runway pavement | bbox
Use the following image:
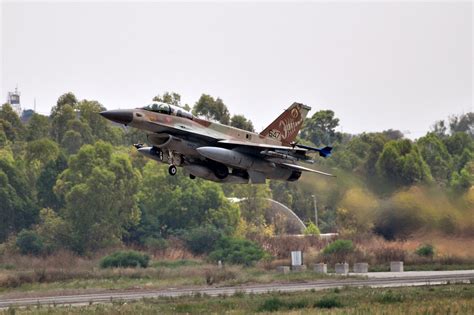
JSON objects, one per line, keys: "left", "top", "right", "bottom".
{"left": 1, "top": 270, "right": 473, "bottom": 309}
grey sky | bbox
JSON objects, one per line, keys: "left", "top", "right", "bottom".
{"left": 1, "top": 1, "right": 472, "bottom": 139}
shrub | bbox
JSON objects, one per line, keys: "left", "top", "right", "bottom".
{"left": 304, "top": 222, "right": 320, "bottom": 236}
{"left": 209, "top": 237, "right": 267, "bottom": 266}
{"left": 204, "top": 268, "right": 237, "bottom": 285}
{"left": 322, "top": 239, "right": 354, "bottom": 255}
{"left": 144, "top": 237, "right": 169, "bottom": 252}
{"left": 100, "top": 250, "right": 150, "bottom": 268}
{"left": 181, "top": 225, "right": 223, "bottom": 255}
{"left": 259, "top": 297, "right": 285, "bottom": 312}
{"left": 415, "top": 244, "right": 435, "bottom": 258}
{"left": 314, "top": 296, "right": 342, "bottom": 309}
{"left": 16, "top": 230, "right": 44, "bottom": 256}
{"left": 321, "top": 239, "right": 355, "bottom": 263}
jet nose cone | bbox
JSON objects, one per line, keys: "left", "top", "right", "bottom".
{"left": 100, "top": 110, "right": 133, "bottom": 125}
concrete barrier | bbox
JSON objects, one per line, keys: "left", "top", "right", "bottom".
{"left": 276, "top": 266, "right": 290, "bottom": 274}
{"left": 292, "top": 265, "right": 307, "bottom": 272}
{"left": 390, "top": 261, "right": 404, "bottom": 272}
{"left": 353, "top": 263, "right": 368, "bottom": 273}
{"left": 313, "top": 263, "right": 327, "bottom": 274}
{"left": 335, "top": 263, "right": 349, "bottom": 274}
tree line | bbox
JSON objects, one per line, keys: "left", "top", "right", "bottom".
{"left": 0, "top": 91, "right": 472, "bottom": 255}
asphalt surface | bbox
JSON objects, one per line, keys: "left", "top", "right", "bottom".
{"left": 1, "top": 270, "right": 473, "bottom": 309}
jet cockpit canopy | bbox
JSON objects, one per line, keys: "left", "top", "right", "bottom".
{"left": 142, "top": 102, "right": 194, "bottom": 120}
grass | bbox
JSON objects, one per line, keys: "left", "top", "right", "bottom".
{"left": 150, "top": 259, "right": 203, "bottom": 268}
{"left": 3, "top": 284, "right": 472, "bottom": 314}
{"left": 0, "top": 263, "right": 340, "bottom": 296}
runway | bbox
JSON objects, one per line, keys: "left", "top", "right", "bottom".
{"left": 1, "top": 270, "right": 473, "bottom": 309}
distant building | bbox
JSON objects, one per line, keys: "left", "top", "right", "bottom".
{"left": 7, "top": 87, "right": 22, "bottom": 115}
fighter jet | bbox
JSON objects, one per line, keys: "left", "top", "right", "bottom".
{"left": 100, "top": 102, "right": 334, "bottom": 184}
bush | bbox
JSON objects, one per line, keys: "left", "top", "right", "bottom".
{"left": 100, "top": 250, "right": 150, "bottom": 268}
{"left": 322, "top": 239, "right": 354, "bottom": 255}
{"left": 415, "top": 244, "right": 435, "bottom": 258}
{"left": 321, "top": 239, "right": 354, "bottom": 263}
{"left": 304, "top": 222, "right": 320, "bottom": 236}
{"left": 209, "top": 237, "right": 267, "bottom": 266}
{"left": 314, "top": 296, "right": 342, "bottom": 309}
{"left": 204, "top": 268, "right": 237, "bottom": 285}
{"left": 144, "top": 237, "right": 169, "bottom": 252}
{"left": 16, "top": 230, "right": 44, "bottom": 256}
{"left": 181, "top": 225, "right": 223, "bottom": 255}
{"left": 258, "top": 297, "right": 309, "bottom": 312}
{"left": 259, "top": 297, "right": 285, "bottom": 312}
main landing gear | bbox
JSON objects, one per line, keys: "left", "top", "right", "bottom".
{"left": 168, "top": 164, "right": 177, "bottom": 176}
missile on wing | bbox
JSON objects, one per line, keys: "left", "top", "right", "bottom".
{"left": 197, "top": 147, "right": 275, "bottom": 173}
{"left": 260, "top": 150, "right": 297, "bottom": 161}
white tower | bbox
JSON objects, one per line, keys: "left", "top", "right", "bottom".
{"left": 7, "top": 86, "right": 21, "bottom": 115}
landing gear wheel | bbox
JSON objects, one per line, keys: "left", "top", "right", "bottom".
{"left": 168, "top": 165, "right": 177, "bottom": 176}
{"left": 214, "top": 164, "right": 229, "bottom": 180}
{"left": 189, "top": 174, "right": 196, "bottom": 180}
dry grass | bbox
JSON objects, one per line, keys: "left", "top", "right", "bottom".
{"left": 252, "top": 235, "right": 331, "bottom": 258}
{"left": 0, "top": 233, "right": 473, "bottom": 294}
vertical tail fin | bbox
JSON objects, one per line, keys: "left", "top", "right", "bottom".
{"left": 260, "top": 102, "right": 311, "bottom": 145}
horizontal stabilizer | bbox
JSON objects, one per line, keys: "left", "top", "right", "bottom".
{"left": 295, "top": 144, "right": 332, "bottom": 158}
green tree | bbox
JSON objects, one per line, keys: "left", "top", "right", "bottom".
{"left": 0, "top": 127, "right": 6, "bottom": 146}
{"left": 77, "top": 100, "right": 122, "bottom": 144}
{"left": 25, "top": 113, "right": 51, "bottom": 141}
{"left": 417, "top": 133, "right": 453, "bottom": 183}
{"left": 54, "top": 141, "right": 141, "bottom": 253}
{"left": 61, "top": 130, "right": 83, "bottom": 155}
{"left": 35, "top": 208, "right": 70, "bottom": 252}
{"left": 25, "top": 139, "right": 60, "bottom": 182}
{"left": 208, "top": 237, "right": 267, "bottom": 266}
{"left": 443, "top": 132, "right": 473, "bottom": 157}
{"left": 450, "top": 163, "right": 473, "bottom": 192}
{"left": 230, "top": 114, "right": 255, "bottom": 132}
{"left": 55, "top": 92, "right": 78, "bottom": 109}
{"left": 16, "top": 229, "right": 44, "bottom": 255}
{"left": 231, "top": 184, "right": 271, "bottom": 226}
{"left": 448, "top": 112, "right": 473, "bottom": 137}
{"left": 300, "top": 110, "right": 341, "bottom": 146}
{"left": 37, "top": 154, "right": 67, "bottom": 210}
{"left": 304, "top": 221, "right": 320, "bottom": 236}
{"left": 51, "top": 104, "right": 76, "bottom": 143}
{"left": 0, "top": 103, "right": 24, "bottom": 141}
{"left": 136, "top": 161, "right": 239, "bottom": 238}
{"left": 376, "top": 139, "right": 432, "bottom": 186}
{"left": 26, "top": 138, "right": 60, "bottom": 168}
{"left": 0, "top": 150, "right": 38, "bottom": 241}
{"left": 193, "top": 94, "right": 230, "bottom": 124}
{"left": 153, "top": 92, "right": 182, "bottom": 106}
{"left": 432, "top": 120, "right": 448, "bottom": 137}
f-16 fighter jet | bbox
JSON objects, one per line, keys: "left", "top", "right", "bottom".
{"left": 100, "top": 102, "right": 334, "bottom": 184}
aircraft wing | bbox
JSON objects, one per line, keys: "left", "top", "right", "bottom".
{"left": 279, "top": 163, "right": 336, "bottom": 177}
{"left": 218, "top": 139, "right": 307, "bottom": 153}
{"left": 149, "top": 123, "right": 222, "bottom": 143}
